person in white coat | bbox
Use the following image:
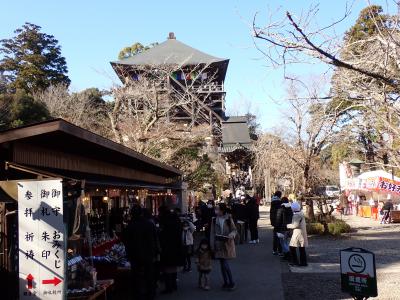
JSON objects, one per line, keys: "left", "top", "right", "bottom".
{"left": 287, "top": 202, "right": 308, "bottom": 266}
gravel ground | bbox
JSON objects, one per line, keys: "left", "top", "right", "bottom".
{"left": 282, "top": 213, "right": 400, "bottom": 300}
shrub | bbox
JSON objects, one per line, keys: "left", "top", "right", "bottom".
{"left": 307, "top": 223, "right": 325, "bottom": 235}
{"left": 328, "top": 220, "right": 351, "bottom": 236}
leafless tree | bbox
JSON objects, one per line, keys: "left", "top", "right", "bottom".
{"left": 34, "top": 84, "right": 110, "bottom": 136}
{"left": 108, "top": 62, "right": 221, "bottom": 162}
{"left": 253, "top": 2, "right": 400, "bottom": 168}
{"left": 255, "top": 77, "right": 353, "bottom": 218}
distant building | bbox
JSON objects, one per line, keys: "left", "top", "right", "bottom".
{"left": 111, "top": 33, "right": 253, "bottom": 194}
{"left": 218, "top": 117, "right": 253, "bottom": 193}
{"left": 111, "top": 32, "right": 228, "bottom": 136}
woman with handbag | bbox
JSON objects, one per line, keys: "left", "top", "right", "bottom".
{"left": 210, "top": 203, "right": 237, "bottom": 290}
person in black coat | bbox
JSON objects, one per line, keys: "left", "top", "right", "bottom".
{"left": 158, "top": 207, "right": 184, "bottom": 294}
{"left": 275, "top": 197, "right": 293, "bottom": 260}
{"left": 270, "top": 191, "right": 283, "bottom": 255}
{"left": 246, "top": 195, "right": 260, "bottom": 243}
{"left": 203, "top": 200, "right": 215, "bottom": 240}
{"left": 123, "top": 205, "right": 158, "bottom": 300}
{"left": 231, "top": 197, "right": 249, "bottom": 243}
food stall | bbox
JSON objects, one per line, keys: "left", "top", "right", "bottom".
{"left": 344, "top": 169, "right": 400, "bottom": 222}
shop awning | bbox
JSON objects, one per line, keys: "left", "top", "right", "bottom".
{"left": 85, "top": 179, "right": 182, "bottom": 191}
{"left": 4, "top": 162, "right": 181, "bottom": 191}
{"left": 345, "top": 170, "right": 400, "bottom": 195}
{"left": 0, "top": 119, "right": 182, "bottom": 187}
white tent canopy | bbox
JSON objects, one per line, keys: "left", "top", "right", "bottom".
{"left": 358, "top": 170, "right": 400, "bottom": 181}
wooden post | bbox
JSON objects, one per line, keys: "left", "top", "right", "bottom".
{"left": 265, "top": 167, "right": 271, "bottom": 203}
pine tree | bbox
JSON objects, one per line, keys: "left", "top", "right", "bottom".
{"left": 0, "top": 23, "right": 70, "bottom": 93}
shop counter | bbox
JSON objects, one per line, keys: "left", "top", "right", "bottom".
{"left": 68, "top": 279, "right": 114, "bottom": 300}
{"left": 92, "top": 239, "right": 119, "bottom": 256}
{"left": 358, "top": 206, "right": 372, "bottom": 218}
{"left": 391, "top": 210, "right": 400, "bottom": 223}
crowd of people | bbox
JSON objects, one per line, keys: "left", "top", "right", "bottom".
{"left": 122, "top": 200, "right": 242, "bottom": 300}
{"left": 122, "top": 191, "right": 308, "bottom": 299}
{"left": 336, "top": 193, "right": 397, "bottom": 224}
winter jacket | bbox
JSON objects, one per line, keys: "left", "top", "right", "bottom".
{"left": 383, "top": 201, "right": 394, "bottom": 211}
{"left": 270, "top": 197, "right": 282, "bottom": 227}
{"left": 182, "top": 221, "right": 196, "bottom": 246}
{"left": 197, "top": 248, "right": 212, "bottom": 272}
{"left": 123, "top": 216, "right": 158, "bottom": 265}
{"left": 210, "top": 214, "right": 237, "bottom": 259}
{"left": 246, "top": 198, "right": 260, "bottom": 220}
{"left": 159, "top": 213, "right": 184, "bottom": 267}
{"left": 275, "top": 204, "right": 293, "bottom": 233}
{"left": 232, "top": 203, "right": 248, "bottom": 222}
{"left": 287, "top": 211, "right": 308, "bottom": 247}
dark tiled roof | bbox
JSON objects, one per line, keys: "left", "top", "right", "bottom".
{"left": 218, "top": 144, "right": 252, "bottom": 153}
{"left": 223, "top": 116, "right": 248, "bottom": 123}
{"left": 112, "top": 38, "right": 228, "bottom": 66}
{"left": 222, "top": 116, "right": 252, "bottom": 146}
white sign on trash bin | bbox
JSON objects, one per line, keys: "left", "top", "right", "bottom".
{"left": 18, "top": 179, "right": 65, "bottom": 299}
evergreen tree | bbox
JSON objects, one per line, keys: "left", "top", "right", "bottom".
{"left": 328, "top": 5, "right": 397, "bottom": 163}
{"left": 0, "top": 23, "right": 70, "bottom": 93}
{"left": 0, "top": 89, "right": 50, "bottom": 129}
{"left": 118, "top": 42, "right": 158, "bottom": 60}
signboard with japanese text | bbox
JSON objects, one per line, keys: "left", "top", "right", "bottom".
{"left": 18, "top": 179, "right": 65, "bottom": 299}
{"left": 340, "top": 248, "right": 377, "bottom": 298}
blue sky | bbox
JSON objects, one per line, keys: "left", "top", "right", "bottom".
{"left": 0, "top": 0, "right": 394, "bottom": 129}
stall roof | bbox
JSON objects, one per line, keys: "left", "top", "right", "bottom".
{"left": 358, "top": 170, "right": 400, "bottom": 181}
{"left": 0, "top": 119, "right": 182, "bottom": 177}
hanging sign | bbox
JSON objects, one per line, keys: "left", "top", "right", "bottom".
{"left": 377, "top": 177, "right": 400, "bottom": 194}
{"left": 18, "top": 179, "right": 65, "bottom": 299}
{"left": 340, "top": 247, "right": 377, "bottom": 298}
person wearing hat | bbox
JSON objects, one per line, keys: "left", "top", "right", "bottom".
{"left": 287, "top": 202, "right": 308, "bottom": 266}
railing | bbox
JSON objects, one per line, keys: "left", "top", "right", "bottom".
{"left": 191, "top": 83, "right": 224, "bottom": 93}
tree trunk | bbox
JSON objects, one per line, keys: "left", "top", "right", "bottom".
{"left": 108, "top": 112, "right": 122, "bottom": 144}
{"left": 303, "top": 163, "right": 315, "bottom": 220}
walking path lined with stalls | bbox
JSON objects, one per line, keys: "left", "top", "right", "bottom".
{"left": 163, "top": 206, "right": 284, "bottom": 300}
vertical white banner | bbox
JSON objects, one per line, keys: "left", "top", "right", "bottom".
{"left": 18, "top": 179, "right": 64, "bottom": 300}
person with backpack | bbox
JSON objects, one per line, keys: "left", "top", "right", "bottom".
{"left": 270, "top": 191, "right": 283, "bottom": 255}
{"left": 287, "top": 202, "right": 308, "bottom": 266}
{"left": 275, "top": 197, "right": 293, "bottom": 260}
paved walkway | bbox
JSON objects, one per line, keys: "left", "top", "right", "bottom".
{"left": 283, "top": 211, "right": 400, "bottom": 299}
{"left": 161, "top": 206, "right": 284, "bottom": 300}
